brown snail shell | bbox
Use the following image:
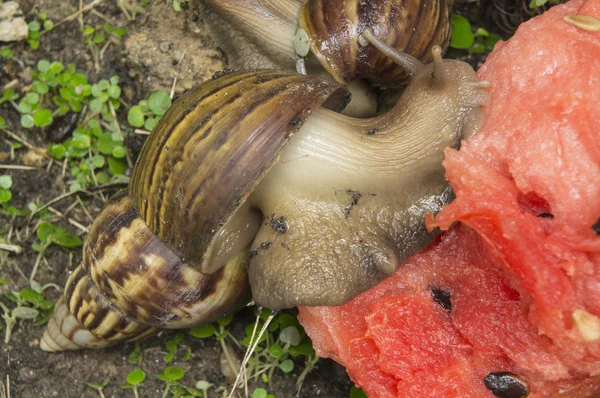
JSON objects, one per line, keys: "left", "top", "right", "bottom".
{"left": 299, "top": 0, "right": 452, "bottom": 86}
{"left": 202, "top": 0, "right": 452, "bottom": 87}
{"left": 41, "top": 70, "right": 340, "bottom": 350}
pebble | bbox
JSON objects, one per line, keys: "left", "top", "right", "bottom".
{"left": 0, "top": 2, "right": 28, "bottom": 42}
{"left": 159, "top": 40, "right": 172, "bottom": 53}
{"left": 19, "top": 367, "right": 37, "bottom": 381}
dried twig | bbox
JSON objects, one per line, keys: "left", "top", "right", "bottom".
{"left": 0, "top": 244, "right": 22, "bottom": 254}
{"left": 0, "top": 165, "right": 37, "bottom": 170}
{"left": 51, "top": 0, "right": 105, "bottom": 30}
{"left": 32, "top": 182, "right": 127, "bottom": 215}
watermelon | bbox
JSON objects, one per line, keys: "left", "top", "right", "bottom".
{"left": 298, "top": 0, "right": 600, "bottom": 396}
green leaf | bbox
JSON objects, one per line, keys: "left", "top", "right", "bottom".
{"left": 18, "top": 101, "right": 32, "bottom": 114}
{"left": 279, "top": 359, "right": 294, "bottom": 373}
{"left": 89, "top": 98, "right": 103, "bottom": 113}
{"left": 93, "top": 33, "right": 106, "bottom": 44}
{"left": 32, "top": 81, "right": 49, "bottom": 94}
{"left": 97, "top": 133, "right": 115, "bottom": 154}
{"left": 50, "top": 62, "right": 64, "bottom": 74}
{"left": 20, "top": 114, "right": 34, "bottom": 128}
{"left": 112, "top": 146, "right": 126, "bottom": 158}
{"left": 96, "top": 172, "right": 110, "bottom": 184}
{"left": 127, "top": 341, "right": 142, "bottom": 365}
{"left": 269, "top": 344, "right": 283, "bottom": 358}
{"left": 37, "top": 223, "right": 55, "bottom": 243}
{"left": 144, "top": 117, "right": 158, "bottom": 132}
{"left": 52, "top": 228, "right": 83, "bottom": 247}
{"left": 148, "top": 91, "right": 171, "bottom": 116}
{"left": 127, "top": 106, "right": 145, "bottom": 127}
{"left": 189, "top": 324, "right": 216, "bottom": 338}
{"left": 12, "top": 307, "right": 39, "bottom": 320}
{"left": 280, "top": 326, "right": 301, "bottom": 346}
{"left": 28, "top": 21, "right": 41, "bottom": 32}
{"left": 217, "top": 312, "right": 234, "bottom": 327}
{"left": 450, "top": 14, "right": 474, "bottom": 50}
{"left": 43, "top": 20, "right": 54, "bottom": 31}
{"left": 23, "top": 92, "right": 39, "bottom": 105}
{"left": 162, "top": 366, "right": 184, "bottom": 381}
{"left": 48, "top": 144, "right": 67, "bottom": 159}
{"left": 37, "top": 59, "right": 51, "bottom": 72}
{"left": 108, "top": 85, "right": 121, "bottom": 99}
{"left": 108, "top": 156, "right": 127, "bottom": 175}
{"left": 87, "top": 378, "right": 111, "bottom": 389}
{"left": 33, "top": 109, "right": 53, "bottom": 127}
{"left": 126, "top": 369, "right": 146, "bottom": 385}
{"left": 71, "top": 134, "right": 91, "bottom": 149}
{"left": 0, "top": 48, "right": 13, "bottom": 59}
{"left": 349, "top": 386, "right": 368, "bottom": 398}
{"left": 20, "top": 288, "right": 45, "bottom": 305}
{"left": 0, "top": 175, "right": 13, "bottom": 189}
{"left": 252, "top": 388, "right": 268, "bottom": 398}
{"left": 0, "top": 189, "right": 12, "bottom": 204}
{"left": 92, "top": 155, "right": 105, "bottom": 168}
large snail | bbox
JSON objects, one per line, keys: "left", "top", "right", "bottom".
{"left": 40, "top": 10, "right": 490, "bottom": 350}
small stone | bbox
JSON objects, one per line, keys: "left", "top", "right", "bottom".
{"left": 21, "top": 149, "right": 47, "bottom": 167}
{"left": 0, "top": 2, "right": 21, "bottom": 19}
{"left": 0, "top": 17, "right": 28, "bottom": 42}
{"left": 19, "top": 367, "right": 37, "bottom": 381}
{"left": 159, "top": 41, "right": 172, "bottom": 53}
{"left": 572, "top": 308, "right": 600, "bottom": 342}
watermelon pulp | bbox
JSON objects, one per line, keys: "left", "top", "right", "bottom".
{"left": 298, "top": 0, "right": 600, "bottom": 396}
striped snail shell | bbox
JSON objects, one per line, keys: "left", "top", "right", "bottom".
{"left": 41, "top": 71, "right": 340, "bottom": 350}
{"left": 42, "top": 36, "right": 490, "bottom": 351}
{"left": 299, "top": 0, "right": 452, "bottom": 86}
{"left": 202, "top": 0, "right": 452, "bottom": 87}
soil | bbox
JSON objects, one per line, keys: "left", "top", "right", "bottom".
{"left": 0, "top": 0, "right": 555, "bottom": 397}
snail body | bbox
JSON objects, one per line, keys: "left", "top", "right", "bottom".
{"left": 42, "top": 35, "right": 489, "bottom": 351}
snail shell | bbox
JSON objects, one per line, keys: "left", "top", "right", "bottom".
{"left": 202, "top": 0, "right": 452, "bottom": 87}
{"left": 299, "top": 0, "right": 452, "bottom": 86}
{"left": 41, "top": 70, "right": 340, "bottom": 350}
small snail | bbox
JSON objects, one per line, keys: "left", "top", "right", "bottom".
{"left": 41, "top": 30, "right": 490, "bottom": 351}
{"left": 201, "top": 0, "right": 453, "bottom": 117}
{"left": 201, "top": 0, "right": 452, "bottom": 86}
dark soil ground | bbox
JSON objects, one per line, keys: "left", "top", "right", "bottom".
{"left": 0, "top": 0, "right": 553, "bottom": 397}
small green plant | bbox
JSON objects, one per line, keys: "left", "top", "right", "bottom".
{"left": 164, "top": 332, "right": 191, "bottom": 363}
{"left": 7, "top": 59, "right": 130, "bottom": 190}
{"left": 0, "top": 175, "right": 13, "bottom": 205}
{"left": 157, "top": 366, "right": 204, "bottom": 398}
{"left": 27, "top": 13, "right": 54, "bottom": 49}
{"left": 120, "top": 369, "right": 146, "bottom": 398}
{"left": 529, "top": 0, "right": 562, "bottom": 8}
{"left": 29, "top": 222, "right": 82, "bottom": 283}
{"left": 83, "top": 23, "right": 127, "bottom": 72}
{"left": 127, "top": 91, "right": 172, "bottom": 131}
{"left": 87, "top": 378, "right": 111, "bottom": 398}
{"left": 450, "top": 14, "right": 502, "bottom": 53}
{"left": 252, "top": 387, "right": 275, "bottom": 398}
{"left": 1, "top": 285, "right": 54, "bottom": 343}
{"left": 0, "top": 48, "right": 13, "bottom": 59}
{"left": 350, "top": 386, "right": 368, "bottom": 398}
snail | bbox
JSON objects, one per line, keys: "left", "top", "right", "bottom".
{"left": 201, "top": 0, "right": 453, "bottom": 117}
{"left": 40, "top": 29, "right": 490, "bottom": 351}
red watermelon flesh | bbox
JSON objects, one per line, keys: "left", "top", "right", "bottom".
{"left": 298, "top": 0, "right": 600, "bottom": 396}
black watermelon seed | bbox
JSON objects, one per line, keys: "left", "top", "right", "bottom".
{"left": 592, "top": 218, "right": 600, "bottom": 235}
{"left": 484, "top": 372, "right": 530, "bottom": 398}
{"left": 537, "top": 212, "right": 554, "bottom": 219}
{"left": 430, "top": 286, "right": 452, "bottom": 313}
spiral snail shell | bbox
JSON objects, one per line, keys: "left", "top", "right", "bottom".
{"left": 42, "top": 31, "right": 490, "bottom": 351}
{"left": 202, "top": 0, "right": 452, "bottom": 87}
